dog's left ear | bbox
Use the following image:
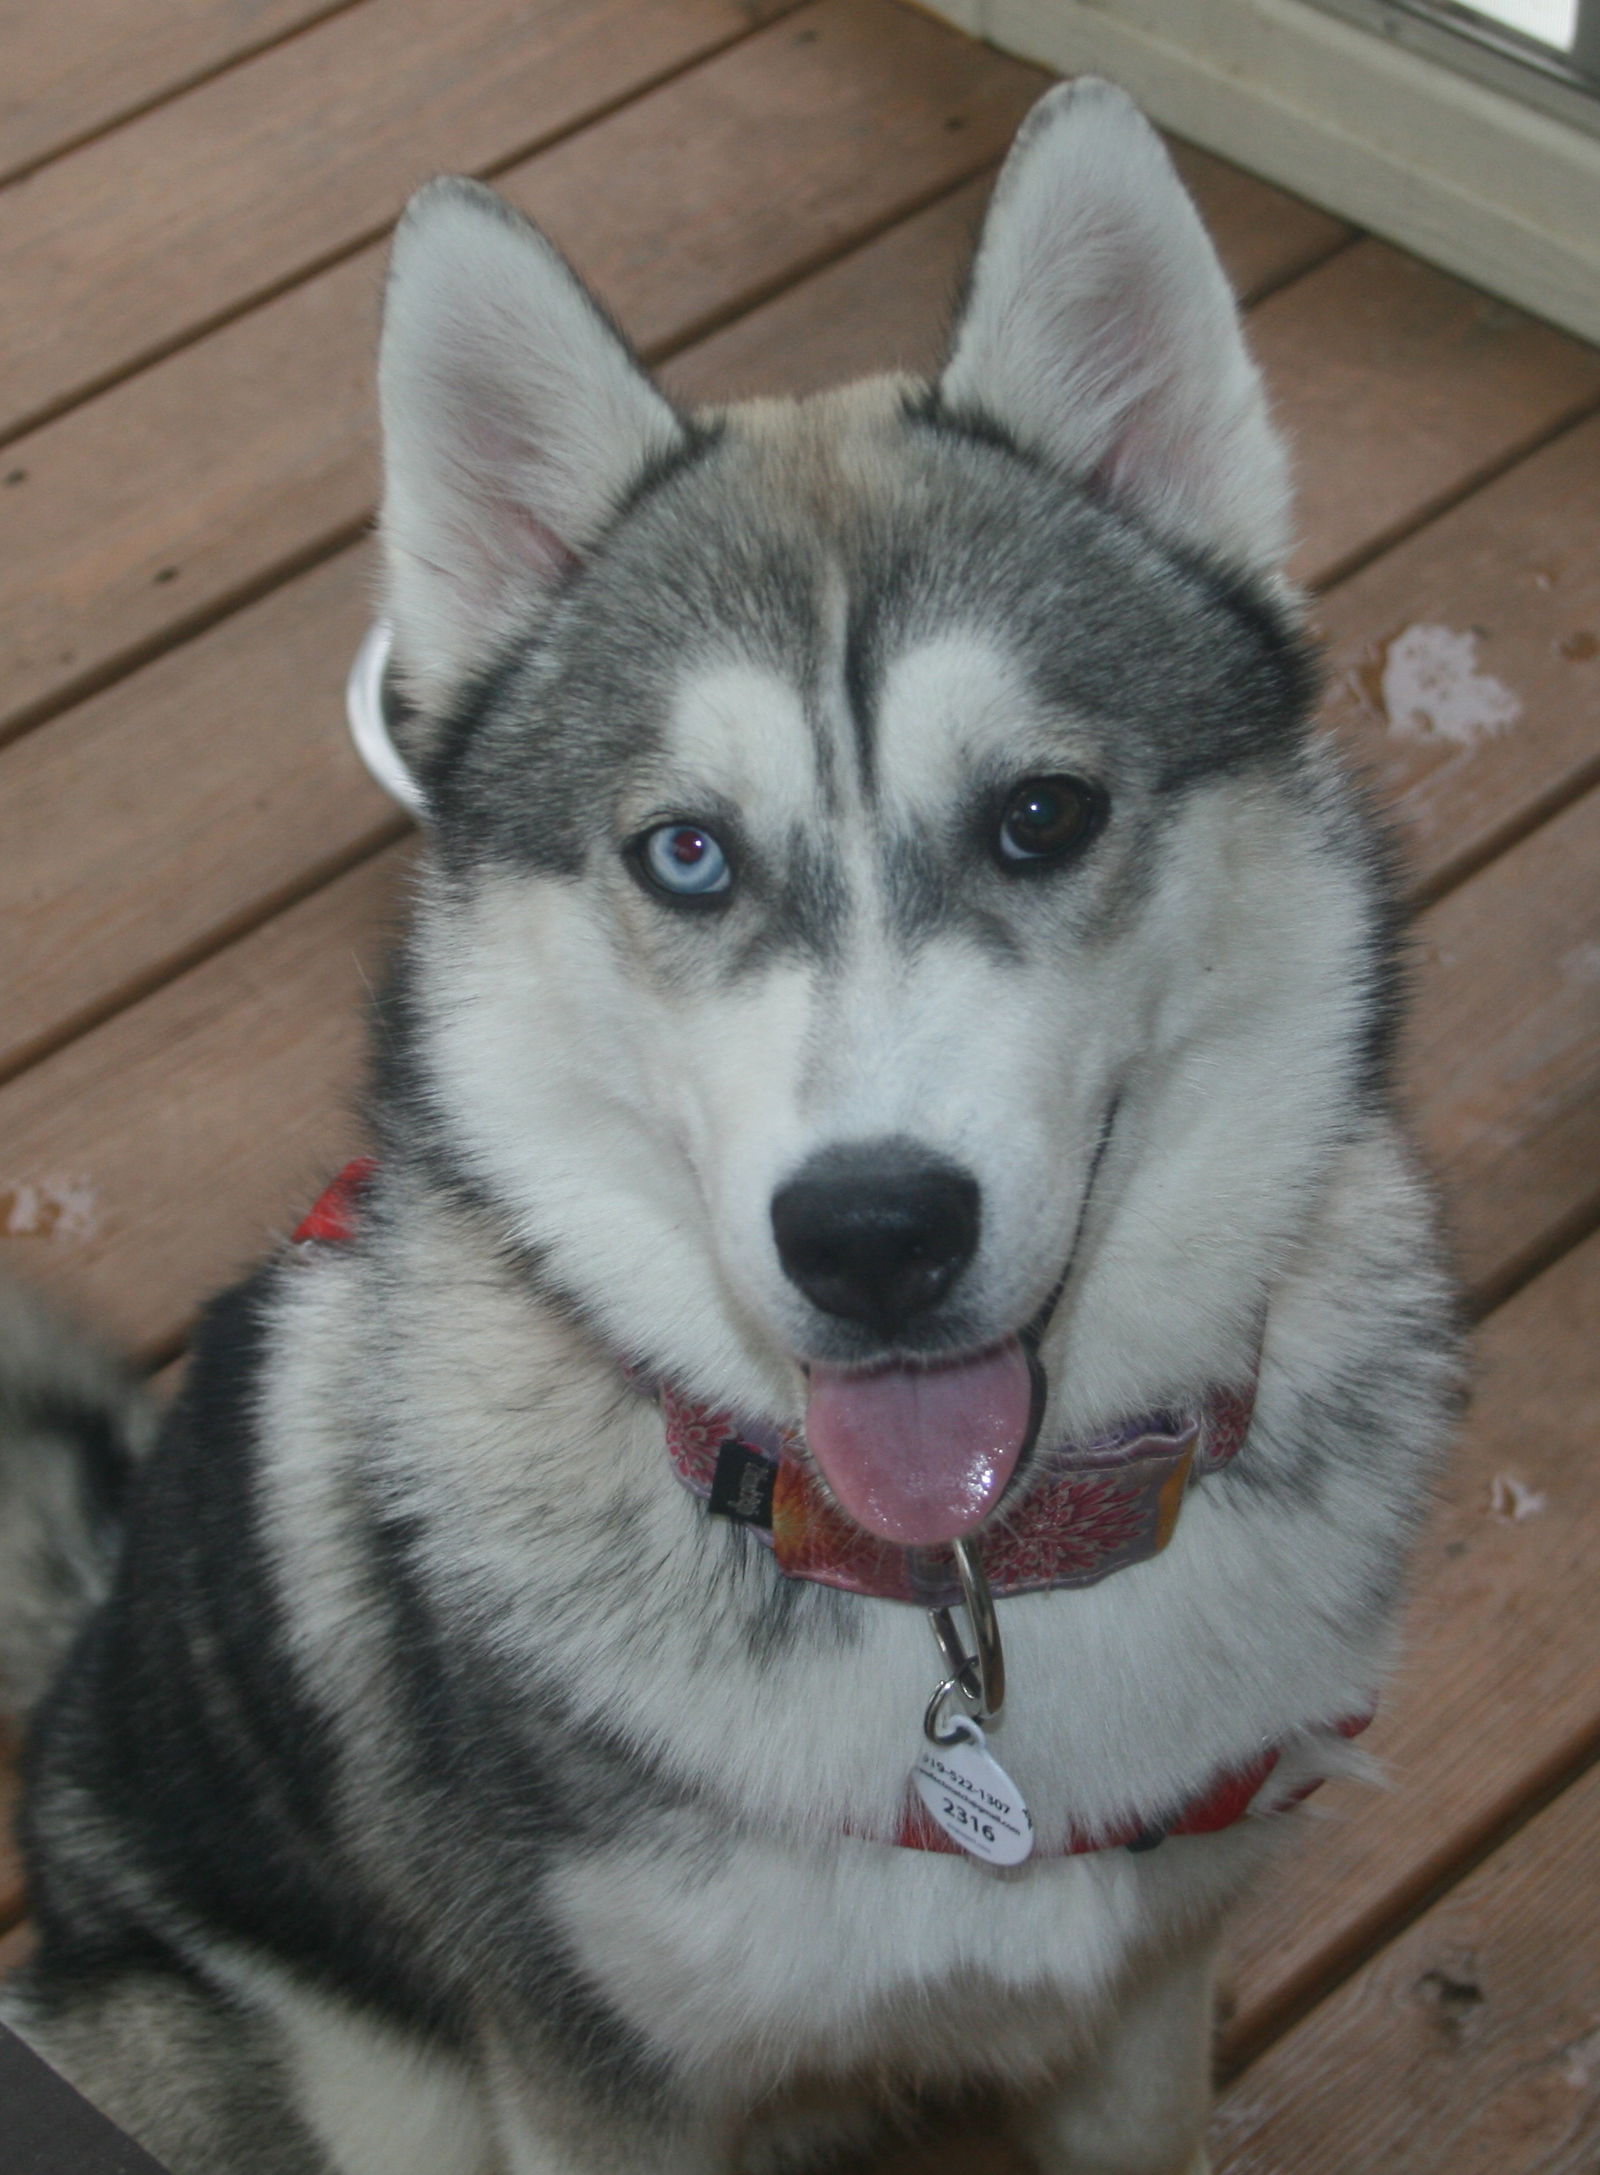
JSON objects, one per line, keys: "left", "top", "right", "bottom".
{"left": 940, "top": 80, "right": 1291, "bottom": 575}
{"left": 379, "top": 179, "right": 685, "bottom": 704}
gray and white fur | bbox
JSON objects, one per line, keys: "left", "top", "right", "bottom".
{"left": 1, "top": 81, "right": 1460, "bottom": 2175}
{"left": 0, "top": 1283, "right": 155, "bottom": 1717}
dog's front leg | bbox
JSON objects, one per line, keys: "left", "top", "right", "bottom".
{"left": 1018, "top": 1932, "right": 1218, "bottom": 2175}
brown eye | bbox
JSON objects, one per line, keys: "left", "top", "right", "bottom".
{"left": 996, "top": 775, "right": 1104, "bottom": 867}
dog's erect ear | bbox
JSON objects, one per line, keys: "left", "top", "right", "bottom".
{"left": 379, "top": 178, "right": 684, "bottom": 701}
{"left": 940, "top": 80, "right": 1291, "bottom": 574}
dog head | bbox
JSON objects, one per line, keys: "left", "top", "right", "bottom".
{"left": 373, "top": 83, "right": 1391, "bottom": 1542}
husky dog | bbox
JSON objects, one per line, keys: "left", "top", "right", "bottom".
{"left": 1, "top": 81, "right": 1458, "bottom": 2175}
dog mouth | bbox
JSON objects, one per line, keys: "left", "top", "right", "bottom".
{"left": 803, "top": 1337, "right": 1041, "bottom": 1546}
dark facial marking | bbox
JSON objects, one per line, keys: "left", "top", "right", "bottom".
{"left": 722, "top": 827, "right": 849, "bottom": 980}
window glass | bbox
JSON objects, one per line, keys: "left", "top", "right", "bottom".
{"left": 1464, "top": 0, "right": 1576, "bottom": 48}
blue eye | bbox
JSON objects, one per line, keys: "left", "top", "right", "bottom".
{"left": 637, "top": 822, "right": 733, "bottom": 900}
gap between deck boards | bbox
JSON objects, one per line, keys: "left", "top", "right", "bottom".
{"left": 0, "top": 0, "right": 372, "bottom": 192}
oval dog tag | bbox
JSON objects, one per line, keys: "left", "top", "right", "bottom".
{"left": 912, "top": 1719, "right": 1034, "bottom": 1866}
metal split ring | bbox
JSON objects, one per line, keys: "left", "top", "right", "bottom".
{"left": 923, "top": 1672, "right": 980, "bottom": 1747}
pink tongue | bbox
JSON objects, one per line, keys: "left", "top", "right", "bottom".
{"left": 804, "top": 1339, "right": 1035, "bottom": 1546}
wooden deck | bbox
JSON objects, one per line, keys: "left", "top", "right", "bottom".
{"left": 2, "top": 2, "right": 1598, "bottom": 2166}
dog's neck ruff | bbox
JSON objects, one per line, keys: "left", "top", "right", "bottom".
{"left": 295, "top": 1162, "right": 1367, "bottom": 1859}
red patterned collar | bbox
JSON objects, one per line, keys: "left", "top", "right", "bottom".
{"left": 893, "top": 1724, "right": 1362, "bottom": 1857}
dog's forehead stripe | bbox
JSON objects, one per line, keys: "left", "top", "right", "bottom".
{"left": 872, "top": 633, "right": 1043, "bottom": 813}
{"left": 661, "top": 662, "right": 819, "bottom": 822}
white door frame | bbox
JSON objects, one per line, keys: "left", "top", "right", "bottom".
{"left": 921, "top": 0, "right": 1600, "bottom": 343}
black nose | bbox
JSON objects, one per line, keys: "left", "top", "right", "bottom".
{"left": 771, "top": 1145, "right": 981, "bottom": 1336}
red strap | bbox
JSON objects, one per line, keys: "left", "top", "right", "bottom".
{"left": 292, "top": 1158, "right": 379, "bottom": 1245}
{"left": 890, "top": 1713, "right": 1371, "bottom": 1858}
{"left": 891, "top": 1746, "right": 1280, "bottom": 1857}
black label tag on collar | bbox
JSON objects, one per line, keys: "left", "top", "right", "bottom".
{"left": 709, "top": 1440, "right": 777, "bottom": 1530}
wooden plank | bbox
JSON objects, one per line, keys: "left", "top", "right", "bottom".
{"left": 503, "top": 2, "right": 1044, "bottom": 356}
{"left": 1224, "top": 1226, "right": 1600, "bottom": 2058}
{"left": 1409, "top": 786, "right": 1600, "bottom": 1307}
{"left": 0, "top": 851, "right": 407, "bottom": 1361}
{"left": 0, "top": 0, "right": 781, "bottom": 441}
{"left": 1213, "top": 1760, "right": 1600, "bottom": 2172}
{"left": 1251, "top": 240, "right": 1600, "bottom": 591}
{"left": 0, "top": 1921, "right": 35, "bottom": 1982}
{"left": 0, "top": 0, "right": 357, "bottom": 188}
{"left": 0, "top": 250, "right": 382, "bottom": 746}
{"left": 0, "top": 548, "right": 395, "bottom": 1084}
{"left": 1315, "top": 408, "right": 1600, "bottom": 903}
{"left": 670, "top": 149, "right": 1346, "bottom": 404}
{"left": 1166, "top": 140, "right": 1349, "bottom": 306}
{"left": 0, "top": 0, "right": 1048, "bottom": 744}
{"left": 665, "top": 174, "right": 996, "bottom": 404}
